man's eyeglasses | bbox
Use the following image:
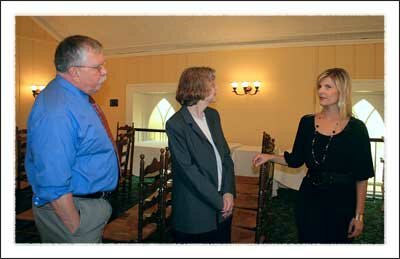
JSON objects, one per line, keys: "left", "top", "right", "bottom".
{"left": 73, "top": 63, "right": 106, "bottom": 72}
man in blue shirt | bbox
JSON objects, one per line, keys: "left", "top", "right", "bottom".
{"left": 25, "top": 35, "right": 119, "bottom": 243}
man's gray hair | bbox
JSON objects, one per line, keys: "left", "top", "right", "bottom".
{"left": 54, "top": 35, "right": 103, "bottom": 72}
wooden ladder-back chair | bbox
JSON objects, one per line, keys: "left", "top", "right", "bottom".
{"left": 255, "top": 131, "right": 275, "bottom": 243}
{"left": 16, "top": 127, "right": 28, "bottom": 190}
{"left": 163, "top": 147, "right": 173, "bottom": 207}
{"left": 159, "top": 147, "right": 173, "bottom": 241}
{"left": 137, "top": 149, "right": 166, "bottom": 242}
{"left": 102, "top": 148, "right": 165, "bottom": 243}
{"left": 115, "top": 122, "right": 135, "bottom": 178}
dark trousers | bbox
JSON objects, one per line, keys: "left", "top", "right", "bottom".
{"left": 174, "top": 216, "right": 232, "bottom": 243}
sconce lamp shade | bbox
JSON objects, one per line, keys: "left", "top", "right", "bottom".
{"left": 231, "top": 81, "right": 261, "bottom": 96}
{"left": 31, "top": 85, "right": 45, "bottom": 98}
{"left": 231, "top": 82, "right": 239, "bottom": 89}
{"left": 253, "top": 81, "right": 261, "bottom": 88}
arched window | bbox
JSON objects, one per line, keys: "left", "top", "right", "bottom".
{"left": 147, "top": 98, "right": 175, "bottom": 143}
{"left": 353, "top": 99, "right": 384, "bottom": 138}
{"left": 148, "top": 98, "right": 175, "bottom": 129}
{"left": 353, "top": 99, "right": 384, "bottom": 196}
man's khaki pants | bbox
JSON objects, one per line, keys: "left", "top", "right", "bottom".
{"left": 32, "top": 197, "right": 112, "bottom": 243}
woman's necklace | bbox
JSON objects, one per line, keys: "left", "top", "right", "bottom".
{"left": 311, "top": 115, "right": 340, "bottom": 166}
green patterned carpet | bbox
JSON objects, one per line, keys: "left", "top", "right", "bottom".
{"left": 266, "top": 188, "right": 384, "bottom": 244}
{"left": 15, "top": 179, "right": 384, "bottom": 244}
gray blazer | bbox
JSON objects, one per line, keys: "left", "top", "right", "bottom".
{"left": 165, "top": 106, "right": 236, "bottom": 234}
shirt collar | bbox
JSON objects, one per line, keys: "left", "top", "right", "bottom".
{"left": 55, "top": 74, "right": 89, "bottom": 101}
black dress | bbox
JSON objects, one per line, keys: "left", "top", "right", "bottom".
{"left": 284, "top": 114, "right": 375, "bottom": 243}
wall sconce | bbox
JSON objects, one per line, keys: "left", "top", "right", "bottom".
{"left": 231, "top": 81, "right": 261, "bottom": 95}
{"left": 31, "top": 85, "right": 45, "bottom": 98}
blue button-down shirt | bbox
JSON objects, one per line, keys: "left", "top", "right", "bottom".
{"left": 25, "top": 75, "right": 118, "bottom": 206}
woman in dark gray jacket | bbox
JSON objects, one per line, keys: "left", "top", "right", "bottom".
{"left": 166, "top": 67, "right": 236, "bottom": 243}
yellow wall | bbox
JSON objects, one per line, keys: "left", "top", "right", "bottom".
{"left": 15, "top": 17, "right": 384, "bottom": 151}
{"left": 15, "top": 17, "right": 59, "bottom": 128}
{"left": 102, "top": 43, "right": 384, "bottom": 150}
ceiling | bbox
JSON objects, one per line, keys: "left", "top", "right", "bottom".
{"left": 32, "top": 16, "right": 384, "bottom": 57}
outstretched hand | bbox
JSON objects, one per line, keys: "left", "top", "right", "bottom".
{"left": 252, "top": 153, "right": 271, "bottom": 167}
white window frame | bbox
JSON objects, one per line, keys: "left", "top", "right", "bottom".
{"left": 125, "top": 83, "right": 177, "bottom": 125}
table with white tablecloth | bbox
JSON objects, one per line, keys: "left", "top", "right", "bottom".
{"left": 229, "top": 144, "right": 307, "bottom": 196}
{"left": 131, "top": 141, "right": 307, "bottom": 195}
{"left": 132, "top": 141, "right": 244, "bottom": 176}
{"left": 230, "top": 145, "right": 261, "bottom": 177}
{"left": 228, "top": 142, "right": 244, "bottom": 153}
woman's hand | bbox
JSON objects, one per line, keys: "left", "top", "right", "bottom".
{"left": 252, "top": 153, "right": 273, "bottom": 167}
{"left": 221, "top": 193, "right": 234, "bottom": 219}
{"left": 347, "top": 217, "right": 364, "bottom": 238}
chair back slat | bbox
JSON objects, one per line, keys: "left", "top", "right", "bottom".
{"left": 144, "top": 157, "right": 164, "bottom": 176}
{"left": 143, "top": 192, "right": 160, "bottom": 210}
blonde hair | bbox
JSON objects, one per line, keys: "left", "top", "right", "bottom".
{"left": 316, "top": 68, "right": 352, "bottom": 120}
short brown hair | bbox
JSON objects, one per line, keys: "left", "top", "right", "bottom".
{"left": 176, "top": 67, "right": 216, "bottom": 106}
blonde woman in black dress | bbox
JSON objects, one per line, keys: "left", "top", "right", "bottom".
{"left": 253, "top": 68, "right": 374, "bottom": 243}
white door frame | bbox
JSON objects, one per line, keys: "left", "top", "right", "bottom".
{"left": 352, "top": 79, "right": 384, "bottom": 93}
{"left": 125, "top": 83, "right": 177, "bottom": 124}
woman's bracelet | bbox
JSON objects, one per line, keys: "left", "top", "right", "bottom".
{"left": 355, "top": 213, "right": 364, "bottom": 222}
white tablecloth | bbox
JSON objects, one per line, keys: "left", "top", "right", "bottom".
{"left": 274, "top": 164, "right": 307, "bottom": 191}
{"left": 228, "top": 142, "right": 244, "bottom": 153}
{"left": 230, "top": 145, "right": 261, "bottom": 177}
{"left": 230, "top": 144, "right": 307, "bottom": 196}
{"left": 132, "top": 142, "right": 243, "bottom": 176}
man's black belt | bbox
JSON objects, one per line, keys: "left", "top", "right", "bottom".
{"left": 73, "top": 191, "right": 112, "bottom": 200}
